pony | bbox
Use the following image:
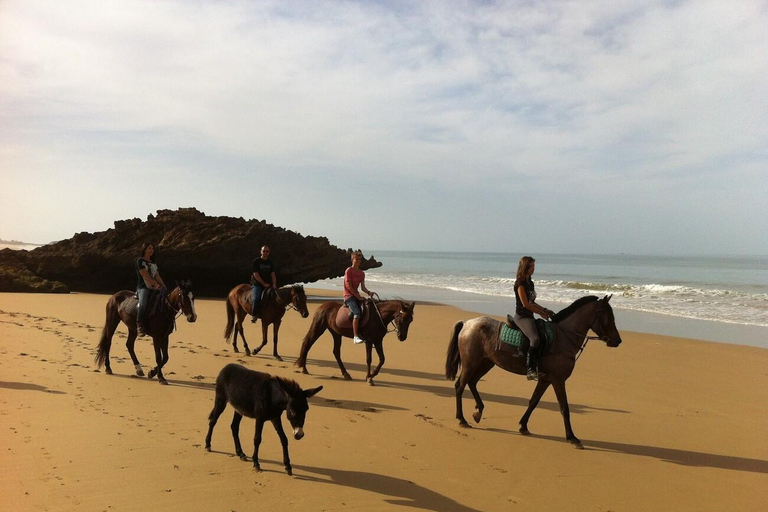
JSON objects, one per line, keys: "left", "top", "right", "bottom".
{"left": 223, "top": 284, "right": 309, "bottom": 360}
{"left": 295, "top": 299, "right": 415, "bottom": 385}
{"left": 445, "top": 295, "right": 622, "bottom": 447}
{"left": 205, "top": 363, "right": 322, "bottom": 475}
{"left": 95, "top": 280, "right": 197, "bottom": 385}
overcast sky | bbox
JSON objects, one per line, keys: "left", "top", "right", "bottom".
{"left": 1, "top": 0, "right": 767, "bottom": 255}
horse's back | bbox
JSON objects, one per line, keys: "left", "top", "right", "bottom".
{"left": 216, "top": 364, "right": 279, "bottom": 417}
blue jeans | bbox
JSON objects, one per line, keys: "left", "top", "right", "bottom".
{"left": 137, "top": 288, "right": 152, "bottom": 326}
{"left": 345, "top": 297, "right": 362, "bottom": 318}
{"left": 251, "top": 284, "right": 264, "bottom": 315}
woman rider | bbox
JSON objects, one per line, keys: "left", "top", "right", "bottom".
{"left": 512, "top": 256, "right": 554, "bottom": 380}
{"left": 343, "top": 250, "right": 375, "bottom": 345}
{"left": 136, "top": 242, "right": 167, "bottom": 337}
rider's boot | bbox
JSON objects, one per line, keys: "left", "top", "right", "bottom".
{"left": 251, "top": 305, "right": 259, "bottom": 323}
{"left": 526, "top": 345, "right": 540, "bottom": 381}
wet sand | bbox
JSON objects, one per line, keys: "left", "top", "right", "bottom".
{"left": 1, "top": 290, "right": 766, "bottom": 511}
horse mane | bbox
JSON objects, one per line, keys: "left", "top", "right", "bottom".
{"left": 551, "top": 295, "right": 598, "bottom": 322}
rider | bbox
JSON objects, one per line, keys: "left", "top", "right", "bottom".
{"left": 512, "top": 256, "right": 555, "bottom": 380}
{"left": 344, "top": 250, "right": 375, "bottom": 345}
{"left": 251, "top": 245, "right": 277, "bottom": 322}
{"left": 136, "top": 242, "right": 167, "bottom": 337}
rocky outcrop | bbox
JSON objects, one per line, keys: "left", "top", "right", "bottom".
{"left": 0, "top": 249, "right": 70, "bottom": 293}
{"left": 4, "top": 208, "right": 381, "bottom": 296}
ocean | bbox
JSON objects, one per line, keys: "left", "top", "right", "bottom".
{"left": 310, "top": 251, "right": 768, "bottom": 349}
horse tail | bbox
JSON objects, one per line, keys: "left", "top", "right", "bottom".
{"left": 295, "top": 307, "right": 328, "bottom": 368}
{"left": 445, "top": 321, "right": 464, "bottom": 381}
{"left": 223, "top": 296, "right": 235, "bottom": 342}
{"left": 95, "top": 296, "right": 120, "bottom": 368}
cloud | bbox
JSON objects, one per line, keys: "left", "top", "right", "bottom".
{"left": 1, "top": 0, "right": 766, "bottom": 252}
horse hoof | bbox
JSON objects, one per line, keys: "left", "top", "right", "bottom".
{"left": 233, "top": 346, "right": 240, "bottom": 353}
{"left": 159, "top": 379, "right": 168, "bottom": 385}
{"left": 301, "top": 368, "right": 309, "bottom": 375}
{"left": 105, "top": 368, "right": 113, "bottom": 375}
{"left": 519, "top": 427, "right": 531, "bottom": 436}
{"left": 472, "top": 411, "right": 482, "bottom": 423}
{"left": 286, "top": 468, "right": 293, "bottom": 476}
{"left": 342, "top": 373, "right": 353, "bottom": 381}
{"left": 570, "top": 439, "right": 584, "bottom": 449}
{"left": 459, "top": 421, "right": 472, "bottom": 429}
{"left": 274, "top": 356, "right": 283, "bottom": 362}
{"left": 148, "top": 369, "right": 156, "bottom": 379}
{"left": 135, "top": 370, "right": 145, "bottom": 377}
{"left": 205, "top": 446, "right": 211, "bottom": 452}
{"left": 246, "top": 349, "right": 252, "bottom": 356}
{"left": 367, "top": 379, "right": 375, "bottom": 387}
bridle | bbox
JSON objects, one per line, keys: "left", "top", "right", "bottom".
{"left": 559, "top": 299, "right": 618, "bottom": 361}
{"left": 371, "top": 296, "right": 409, "bottom": 337}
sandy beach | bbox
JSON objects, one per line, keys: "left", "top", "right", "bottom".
{"left": 1, "top": 290, "right": 767, "bottom": 512}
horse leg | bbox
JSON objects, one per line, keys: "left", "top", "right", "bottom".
{"left": 454, "top": 368, "right": 471, "bottom": 428}
{"left": 125, "top": 330, "right": 144, "bottom": 376}
{"left": 230, "top": 412, "right": 247, "bottom": 460}
{"left": 467, "top": 360, "right": 494, "bottom": 424}
{"left": 295, "top": 313, "right": 329, "bottom": 374}
{"left": 368, "top": 339, "right": 386, "bottom": 386}
{"left": 156, "top": 337, "right": 169, "bottom": 385}
{"left": 252, "top": 321, "right": 269, "bottom": 356}
{"left": 271, "top": 320, "right": 283, "bottom": 361}
{"left": 364, "top": 341, "right": 374, "bottom": 385}
{"left": 519, "top": 379, "right": 551, "bottom": 436}
{"left": 331, "top": 332, "right": 352, "bottom": 380}
{"left": 251, "top": 418, "right": 266, "bottom": 471}
{"left": 205, "top": 392, "right": 228, "bottom": 451}
{"left": 271, "top": 417, "right": 292, "bottom": 475}
{"left": 552, "top": 381, "right": 582, "bottom": 448}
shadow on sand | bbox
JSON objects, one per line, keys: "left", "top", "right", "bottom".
{"left": 293, "top": 463, "right": 484, "bottom": 512}
{"left": 0, "top": 381, "right": 66, "bottom": 394}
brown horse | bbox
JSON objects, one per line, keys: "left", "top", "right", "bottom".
{"left": 223, "top": 284, "right": 309, "bottom": 361}
{"left": 445, "top": 295, "right": 622, "bottom": 448}
{"left": 295, "top": 299, "right": 415, "bottom": 385}
{"left": 95, "top": 281, "right": 197, "bottom": 385}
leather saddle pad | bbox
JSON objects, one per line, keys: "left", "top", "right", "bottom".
{"left": 335, "top": 302, "right": 371, "bottom": 329}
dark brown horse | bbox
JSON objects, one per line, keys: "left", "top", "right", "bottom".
{"left": 95, "top": 281, "right": 197, "bottom": 385}
{"left": 295, "top": 299, "right": 415, "bottom": 385}
{"left": 445, "top": 295, "right": 622, "bottom": 448}
{"left": 224, "top": 284, "right": 309, "bottom": 361}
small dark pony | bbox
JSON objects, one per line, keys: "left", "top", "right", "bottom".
{"left": 223, "top": 284, "right": 309, "bottom": 361}
{"left": 205, "top": 363, "right": 323, "bottom": 475}
{"left": 294, "top": 299, "right": 415, "bottom": 385}
{"left": 446, "top": 295, "right": 622, "bottom": 448}
{"left": 95, "top": 281, "right": 197, "bottom": 385}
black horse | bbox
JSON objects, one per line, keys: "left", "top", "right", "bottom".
{"left": 205, "top": 363, "right": 323, "bottom": 475}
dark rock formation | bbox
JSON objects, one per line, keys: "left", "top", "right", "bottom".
{"left": 2, "top": 208, "right": 381, "bottom": 296}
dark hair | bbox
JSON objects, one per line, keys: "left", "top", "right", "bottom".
{"left": 139, "top": 242, "right": 156, "bottom": 262}
{"left": 515, "top": 256, "right": 535, "bottom": 281}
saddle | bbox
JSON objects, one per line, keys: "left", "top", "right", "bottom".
{"left": 335, "top": 301, "right": 371, "bottom": 329}
{"left": 495, "top": 315, "right": 554, "bottom": 356}
{"left": 120, "top": 290, "right": 166, "bottom": 323}
{"left": 245, "top": 287, "right": 274, "bottom": 318}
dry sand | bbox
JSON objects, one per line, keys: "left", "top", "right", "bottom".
{"left": 1, "top": 290, "right": 766, "bottom": 511}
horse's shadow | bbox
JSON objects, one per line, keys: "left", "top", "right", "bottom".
{"left": 292, "top": 463, "right": 484, "bottom": 512}
{"left": 296, "top": 355, "right": 446, "bottom": 382}
{"left": 0, "top": 381, "right": 66, "bottom": 395}
{"left": 487, "top": 430, "right": 768, "bottom": 475}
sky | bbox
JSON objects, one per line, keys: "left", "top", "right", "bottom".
{"left": 1, "top": 0, "right": 767, "bottom": 256}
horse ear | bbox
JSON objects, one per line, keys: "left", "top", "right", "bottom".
{"left": 410, "top": 301, "right": 415, "bottom": 310}
{"left": 304, "top": 385, "right": 323, "bottom": 399}
{"left": 607, "top": 294, "right": 612, "bottom": 302}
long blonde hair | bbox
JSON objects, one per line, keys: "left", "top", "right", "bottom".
{"left": 515, "top": 256, "right": 535, "bottom": 281}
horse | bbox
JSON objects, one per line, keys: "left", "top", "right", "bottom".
{"left": 205, "top": 363, "right": 323, "bottom": 475}
{"left": 95, "top": 280, "right": 197, "bottom": 385}
{"left": 223, "top": 284, "right": 309, "bottom": 361}
{"left": 445, "top": 295, "right": 622, "bottom": 448}
{"left": 294, "top": 299, "right": 415, "bottom": 385}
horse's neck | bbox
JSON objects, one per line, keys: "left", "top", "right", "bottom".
{"left": 274, "top": 288, "right": 290, "bottom": 307}
{"left": 554, "top": 303, "right": 596, "bottom": 352}
{"left": 167, "top": 288, "right": 181, "bottom": 309}
{"left": 378, "top": 301, "right": 401, "bottom": 321}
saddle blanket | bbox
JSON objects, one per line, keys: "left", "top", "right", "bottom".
{"left": 496, "top": 320, "right": 554, "bottom": 354}
{"left": 335, "top": 302, "right": 371, "bottom": 329}
{"left": 119, "top": 292, "right": 165, "bottom": 320}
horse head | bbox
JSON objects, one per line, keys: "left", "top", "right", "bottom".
{"left": 393, "top": 301, "right": 416, "bottom": 342}
{"left": 291, "top": 285, "right": 309, "bottom": 318}
{"left": 277, "top": 378, "right": 323, "bottom": 440}
{"left": 176, "top": 279, "right": 197, "bottom": 323}
{"left": 591, "top": 295, "right": 621, "bottom": 347}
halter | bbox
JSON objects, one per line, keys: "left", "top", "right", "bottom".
{"left": 559, "top": 299, "right": 614, "bottom": 362}
{"left": 276, "top": 287, "right": 302, "bottom": 313}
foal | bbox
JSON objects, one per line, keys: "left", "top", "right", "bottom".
{"left": 205, "top": 363, "right": 322, "bottom": 475}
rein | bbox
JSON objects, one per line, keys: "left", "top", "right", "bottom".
{"left": 555, "top": 302, "right": 611, "bottom": 362}
{"left": 370, "top": 296, "right": 400, "bottom": 335}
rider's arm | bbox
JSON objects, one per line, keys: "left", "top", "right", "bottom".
{"left": 360, "top": 276, "right": 374, "bottom": 297}
{"left": 518, "top": 285, "right": 550, "bottom": 319}
{"left": 270, "top": 271, "right": 277, "bottom": 288}
{"left": 139, "top": 268, "right": 160, "bottom": 290}
{"left": 154, "top": 272, "right": 167, "bottom": 289}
